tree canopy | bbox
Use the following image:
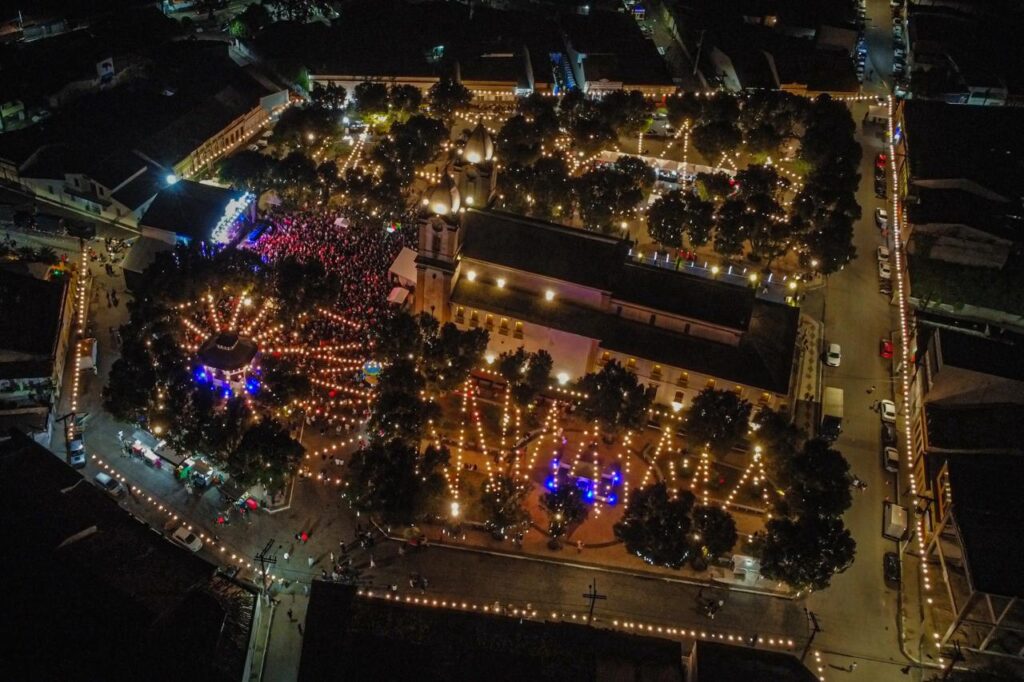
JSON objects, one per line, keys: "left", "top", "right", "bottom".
{"left": 345, "top": 439, "right": 450, "bottom": 524}
{"left": 614, "top": 483, "right": 696, "bottom": 569}
{"left": 686, "top": 388, "right": 753, "bottom": 454}
{"left": 575, "top": 361, "right": 653, "bottom": 432}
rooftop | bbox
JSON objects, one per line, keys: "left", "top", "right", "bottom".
{"left": 903, "top": 100, "right": 1024, "bottom": 201}
{"left": 0, "top": 429, "right": 258, "bottom": 682}
{"left": 946, "top": 453, "right": 1024, "bottom": 598}
{"left": 460, "top": 208, "right": 629, "bottom": 291}
{"left": 139, "top": 179, "right": 246, "bottom": 242}
{"left": 299, "top": 581, "right": 685, "bottom": 681}
{"left": 452, "top": 280, "right": 798, "bottom": 394}
{"left": 0, "top": 267, "right": 69, "bottom": 359}
{"left": 198, "top": 332, "right": 259, "bottom": 372}
{"left": 926, "top": 402, "right": 1024, "bottom": 453}
{"left": 691, "top": 640, "right": 817, "bottom": 682}
{"left": 936, "top": 327, "right": 1024, "bottom": 383}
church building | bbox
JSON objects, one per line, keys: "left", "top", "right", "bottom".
{"left": 412, "top": 124, "right": 800, "bottom": 411}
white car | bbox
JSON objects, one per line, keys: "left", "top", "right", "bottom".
{"left": 877, "top": 245, "right": 890, "bottom": 263}
{"left": 172, "top": 526, "right": 204, "bottom": 553}
{"left": 825, "top": 343, "right": 842, "bottom": 367}
{"left": 875, "top": 208, "right": 888, "bottom": 228}
{"left": 884, "top": 446, "right": 900, "bottom": 473}
{"left": 879, "top": 260, "right": 892, "bottom": 279}
{"left": 880, "top": 400, "right": 897, "bottom": 423}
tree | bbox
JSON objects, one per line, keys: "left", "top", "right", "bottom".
{"left": 103, "top": 357, "right": 156, "bottom": 421}
{"left": 354, "top": 81, "right": 390, "bottom": 119}
{"left": 497, "top": 347, "right": 553, "bottom": 406}
{"left": 615, "top": 483, "right": 696, "bottom": 569}
{"left": 274, "top": 150, "right": 317, "bottom": 197}
{"left": 751, "top": 407, "right": 804, "bottom": 482}
{"left": 270, "top": 105, "right": 338, "bottom": 148}
{"left": 345, "top": 439, "right": 449, "bottom": 524}
{"left": 315, "top": 160, "right": 339, "bottom": 199}
{"left": 615, "top": 155, "right": 656, "bottom": 195}
{"left": 755, "top": 515, "right": 855, "bottom": 592}
{"left": 496, "top": 114, "right": 544, "bottom": 165}
{"left": 373, "top": 114, "right": 447, "bottom": 183}
{"left": 421, "top": 321, "right": 489, "bottom": 392}
{"left": 666, "top": 92, "right": 704, "bottom": 128}
{"left": 647, "top": 190, "right": 686, "bottom": 248}
{"left": 693, "top": 505, "right": 738, "bottom": 559}
{"left": 223, "top": 417, "right": 304, "bottom": 493}
{"left": 686, "top": 387, "right": 752, "bottom": 454}
{"left": 528, "top": 155, "right": 575, "bottom": 220}
{"left": 691, "top": 120, "right": 741, "bottom": 161}
{"left": 367, "top": 359, "right": 438, "bottom": 444}
{"left": 387, "top": 84, "right": 423, "bottom": 121}
{"left": 229, "top": 3, "right": 270, "bottom": 39}
{"left": 576, "top": 165, "right": 645, "bottom": 232}
{"left": 481, "top": 475, "right": 532, "bottom": 539}
{"left": 575, "top": 361, "right": 653, "bottom": 432}
{"left": 372, "top": 311, "right": 427, "bottom": 362}
{"left": 428, "top": 77, "right": 471, "bottom": 119}
{"left": 542, "top": 484, "right": 588, "bottom": 544}
{"left": 713, "top": 198, "right": 747, "bottom": 258}
{"left": 777, "top": 438, "right": 852, "bottom": 519}
{"left": 218, "top": 150, "right": 276, "bottom": 195}
{"left": 647, "top": 190, "right": 714, "bottom": 249}
{"left": 310, "top": 82, "right": 347, "bottom": 110}
{"left": 598, "top": 89, "right": 652, "bottom": 137}
{"left": 695, "top": 171, "right": 734, "bottom": 201}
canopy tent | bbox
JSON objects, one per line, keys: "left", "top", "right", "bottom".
{"left": 389, "top": 247, "right": 418, "bottom": 287}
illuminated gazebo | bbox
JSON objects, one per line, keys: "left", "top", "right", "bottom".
{"left": 196, "top": 331, "right": 259, "bottom": 393}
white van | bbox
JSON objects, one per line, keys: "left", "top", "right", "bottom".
{"left": 883, "top": 501, "right": 908, "bottom": 541}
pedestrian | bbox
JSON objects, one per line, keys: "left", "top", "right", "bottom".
{"left": 867, "top": 385, "right": 876, "bottom": 394}
{"left": 283, "top": 552, "right": 290, "bottom": 561}
{"left": 287, "top": 608, "right": 294, "bottom": 621}
{"left": 848, "top": 662, "right": 857, "bottom": 672}
{"left": 308, "top": 556, "right": 314, "bottom": 567}
{"left": 398, "top": 545, "right": 405, "bottom": 556}
{"left": 576, "top": 540, "right": 583, "bottom": 553}
{"left": 297, "top": 623, "right": 303, "bottom": 636}
{"left": 369, "top": 554, "right": 375, "bottom": 569}
{"left": 339, "top": 541, "right": 347, "bottom": 554}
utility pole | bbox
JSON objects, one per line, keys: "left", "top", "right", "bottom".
{"left": 692, "top": 29, "right": 706, "bottom": 77}
{"left": 582, "top": 579, "right": 607, "bottom": 625}
{"left": 801, "top": 609, "right": 821, "bottom": 662}
{"left": 254, "top": 539, "right": 277, "bottom": 602}
{"left": 938, "top": 641, "right": 964, "bottom": 681}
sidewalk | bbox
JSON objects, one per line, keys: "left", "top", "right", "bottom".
{"left": 262, "top": 586, "right": 309, "bottom": 682}
{"left": 391, "top": 520, "right": 794, "bottom": 598}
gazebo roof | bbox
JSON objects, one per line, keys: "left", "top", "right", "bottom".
{"left": 197, "top": 332, "right": 258, "bottom": 372}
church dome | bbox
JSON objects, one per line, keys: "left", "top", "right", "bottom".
{"left": 424, "top": 174, "right": 461, "bottom": 215}
{"left": 463, "top": 122, "right": 494, "bottom": 164}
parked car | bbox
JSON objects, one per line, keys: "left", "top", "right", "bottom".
{"left": 880, "top": 399, "right": 897, "bottom": 423}
{"left": 878, "top": 260, "right": 892, "bottom": 279}
{"left": 882, "top": 422, "right": 897, "bottom": 447}
{"left": 884, "top": 552, "right": 901, "bottom": 586}
{"left": 875, "top": 207, "right": 888, "bottom": 228}
{"left": 880, "top": 338, "right": 894, "bottom": 359}
{"left": 875, "top": 180, "right": 887, "bottom": 199}
{"left": 877, "top": 245, "right": 891, "bottom": 263}
{"left": 172, "top": 526, "right": 204, "bottom": 553}
{"left": 876, "top": 153, "right": 888, "bottom": 169}
{"left": 93, "top": 471, "right": 125, "bottom": 497}
{"left": 67, "top": 436, "right": 87, "bottom": 469}
{"left": 825, "top": 343, "right": 842, "bottom": 367}
{"left": 884, "top": 446, "right": 900, "bottom": 473}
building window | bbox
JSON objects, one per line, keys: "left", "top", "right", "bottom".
{"left": 455, "top": 306, "right": 465, "bottom": 324}
{"left": 499, "top": 317, "right": 509, "bottom": 336}
{"left": 626, "top": 358, "right": 637, "bottom": 370}
{"left": 649, "top": 313, "right": 656, "bottom": 325}
{"left": 470, "top": 310, "right": 479, "bottom": 328}
{"left": 513, "top": 321, "right": 523, "bottom": 339}
{"left": 677, "top": 372, "right": 688, "bottom": 387}
{"left": 733, "top": 385, "right": 743, "bottom": 398}
{"left": 599, "top": 351, "right": 611, "bottom": 366}
{"left": 431, "top": 234, "right": 441, "bottom": 254}
{"left": 484, "top": 314, "right": 494, "bottom": 331}
{"left": 616, "top": 305, "right": 622, "bottom": 316}
{"left": 651, "top": 364, "right": 662, "bottom": 381}
{"left": 673, "top": 391, "right": 684, "bottom": 404}
{"left": 759, "top": 392, "right": 771, "bottom": 406}
{"left": 705, "top": 379, "right": 716, "bottom": 389}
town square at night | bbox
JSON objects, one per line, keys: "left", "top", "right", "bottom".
{"left": 1, "top": 1, "right": 1023, "bottom": 680}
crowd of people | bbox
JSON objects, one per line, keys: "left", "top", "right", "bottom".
{"left": 250, "top": 209, "right": 410, "bottom": 331}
